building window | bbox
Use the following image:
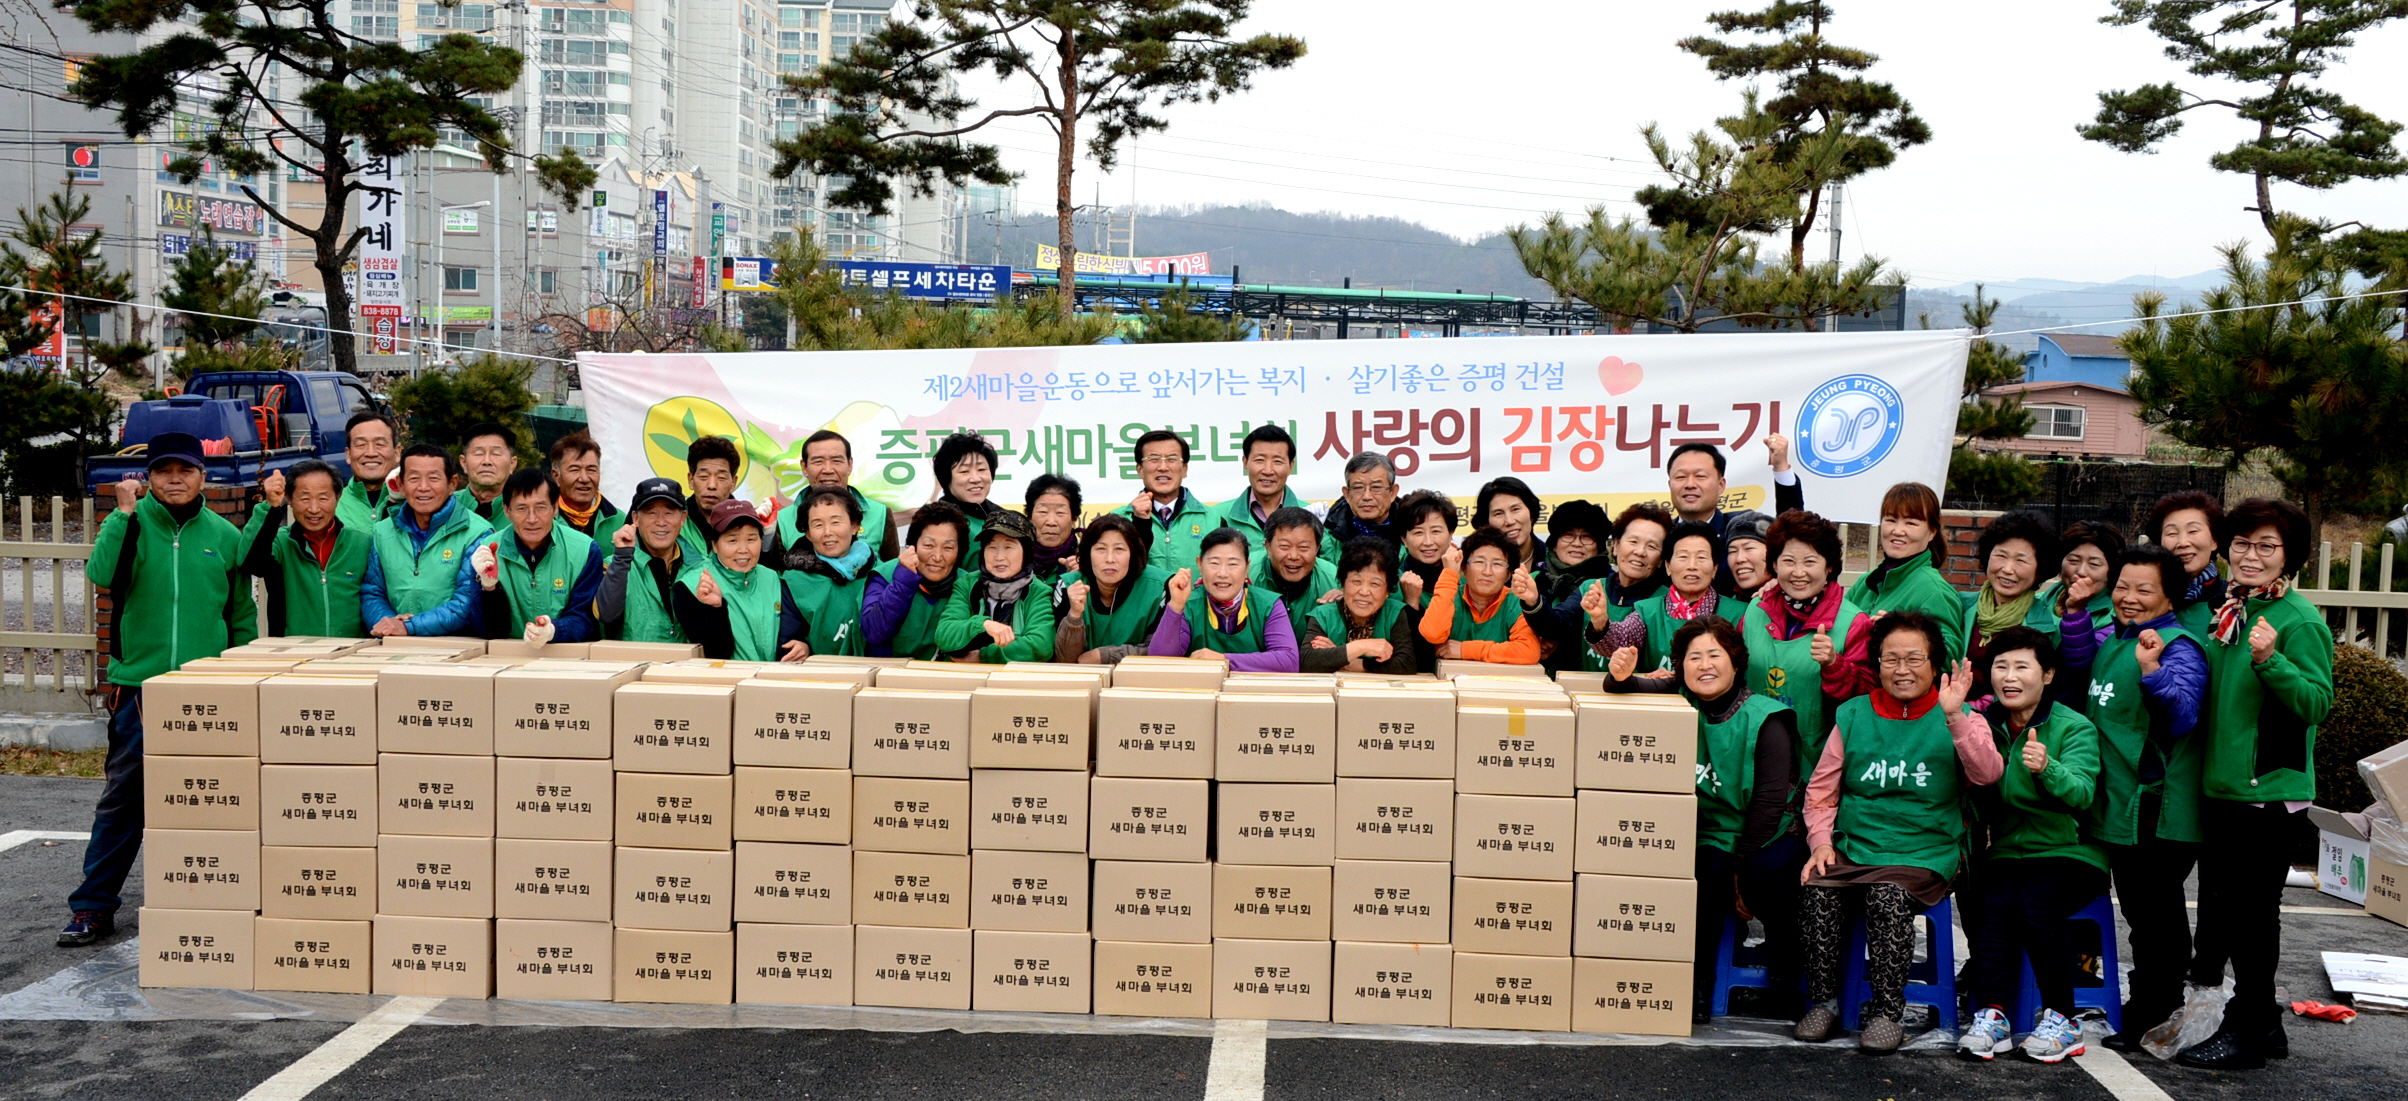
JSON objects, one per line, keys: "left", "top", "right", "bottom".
{"left": 2025, "top": 404, "right": 2086, "bottom": 441}
{"left": 443, "top": 266, "right": 478, "bottom": 292}
{"left": 537, "top": 269, "right": 558, "bottom": 294}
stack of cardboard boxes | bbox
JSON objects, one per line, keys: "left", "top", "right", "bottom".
{"left": 1087, "top": 664, "right": 1221, "bottom": 1018}
{"left": 1568, "top": 692, "right": 1699, "bottom": 1035}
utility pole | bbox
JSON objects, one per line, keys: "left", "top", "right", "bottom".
{"left": 1823, "top": 182, "right": 1843, "bottom": 333}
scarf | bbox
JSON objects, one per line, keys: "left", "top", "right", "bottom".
{"left": 817, "top": 536, "right": 875, "bottom": 582}
{"left": 918, "top": 566, "right": 959, "bottom": 603}
{"left": 161, "top": 496, "right": 206, "bottom": 525}
{"left": 1029, "top": 535, "right": 1080, "bottom": 575}
{"left": 1972, "top": 580, "right": 2037, "bottom": 642}
{"left": 2185, "top": 562, "right": 2222, "bottom": 604}
{"left": 1759, "top": 580, "right": 1847, "bottom": 640}
{"left": 1208, "top": 592, "right": 1249, "bottom": 633}
{"left": 558, "top": 496, "right": 600, "bottom": 530}
{"left": 2212, "top": 576, "right": 2288, "bottom": 645}
{"left": 1665, "top": 585, "right": 1717, "bottom": 622}
{"left": 976, "top": 567, "right": 1035, "bottom": 619}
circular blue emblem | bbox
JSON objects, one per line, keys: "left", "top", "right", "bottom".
{"left": 1796, "top": 374, "right": 1905, "bottom": 478}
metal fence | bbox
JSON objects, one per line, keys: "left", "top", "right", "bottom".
{"left": 1947, "top": 460, "right": 2231, "bottom": 541}
{"left": 2300, "top": 540, "right": 2408, "bottom": 658}
{"left": 1, "top": 496, "right": 97, "bottom": 693}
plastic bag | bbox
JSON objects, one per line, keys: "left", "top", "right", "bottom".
{"left": 2140, "top": 980, "right": 2231, "bottom": 1060}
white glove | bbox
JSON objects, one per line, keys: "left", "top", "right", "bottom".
{"left": 472, "top": 543, "right": 499, "bottom": 590}
{"left": 523, "top": 614, "right": 555, "bottom": 646}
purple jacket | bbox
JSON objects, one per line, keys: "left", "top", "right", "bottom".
{"left": 2067, "top": 610, "right": 2204, "bottom": 738}
{"left": 860, "top": 561, "right": 936, "bottom": 656}
{"left": 1147, "top": 596, "right": 1301, "bottom": 673}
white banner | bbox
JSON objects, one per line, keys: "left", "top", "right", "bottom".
{"left": 355, "top": 155, "right": 405, "bottom": 353}
{"left": 579, "top": 330, "right": 1970, "bottom": 526}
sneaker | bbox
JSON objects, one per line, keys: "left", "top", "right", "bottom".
{"left": 2021, "top": 1010, "right": 2087, "bottom": 1064}
{"left": 1858, "top": 1015, "right": 1905, "bottom": 1056}
{"left": 1959, "top": 1006, "right": 2013, "bottom": 1061}
{"left": 57, "top": 910, "right": 114, "bottom": 948}
{"left": 1795, "top": 1003, "right": 1840, "bottom": 1043}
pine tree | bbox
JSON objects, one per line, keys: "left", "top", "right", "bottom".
{"left": 1130, "top": 282, "right": 1250, "bottom": 343}
{"left": 0, "top": 192, "right": 153, "bottom": 462}
{"left": 1944, "top": 286, "right": 2043, "bottom": 506}
{"left": 161, "top": 229, "right": 279, "bottom": 383}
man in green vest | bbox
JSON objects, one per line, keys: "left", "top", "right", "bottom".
{"left": 597, "top": 477, "right": 692, "bottom": 643}
{"left": 335, "top": 410, "right": 399, "bottom": 532}
{"left": 362, "top": 444, "right": 490, "bottom": 637}
{"left": 241, "top": 459, "right": 370, "bottom": 637}
{"left": 549, "top": 429, "right": 622, "bottom": 542}
{"left": 60, "top": 432, "right": 257, "bottom": 948}
{"left": 779, "top": 429, "right": 896, "bottom": 567}
{"left": 1251, "top": 506, "right": 1338, "bottom": 640}
{"left": 1210, "top": 424, "right": 1333, "bottom": 558}
{"left": 451, "top": 422, "right": 517, "bottom": 525}
{"left": 679, "top": 434, "right": 744, "bottom": 563}
{"left": 1111, "top": 429, "right": 1214, "bottom": 574}
{"left": 472, "top": 468, "right": 604, "bottom": 643}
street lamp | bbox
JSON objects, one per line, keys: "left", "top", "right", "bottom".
{"left": 436, "top": 200, "right": 492, "bottom": 361}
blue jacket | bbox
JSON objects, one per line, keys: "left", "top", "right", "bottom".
{"left": 361, "top": 498, "right": 484, "bottom": 637}
{"left": 2064, "top": 610, "right": 2205, "bottom": 738}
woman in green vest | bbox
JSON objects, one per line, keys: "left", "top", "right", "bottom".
{"left": 597, "top": 477, "right": 692, "bottom": 643}
{"left": 2177, "top": 499, "right": 2332, "bottom": 1072}
{"left": 935, "top": 509, "right": 1057, "bottom": 663}
{"left": 241, "top": 460, "right": 370, "bottom": 637}
{"left": 930, "top": 430, "right": 1005, "bottom": 543}
{"left": 783, "top": 486, "right": 877, "bottom": 657}
{"left": 1740, "top": 510, "right": 1873, "bottom": 780}
{"left": 2057, "top": 542, "right": 2211, "bottom": 1052}
{"left": 1960, "top": 511, "right": 2062, "bottom": 699}
{"left": 1024, "top": 472, "right": 1084, "bottom": 582}
{"left": 672, "top": 499, "right": 801, "bottom": 662}
{"left": 2033, "top": 521, "right": 2121, "bottom": 702}
{"left": 1604, "top": 520, "right": 1720, "bottom": 690}
{"left": 1395, "top": 490, "right": 1462, "bottom": 672}
{"left": 1674, "top": 615, "right": 1806, "bottom": 1023}
{"left": 1147, "top": 527, "right": 1300, "bottom": 671}
{"left": 1852, "top": 482, "right": 1967, "bottom": 664}
{"left": 1564, "top": 502, "right": 1672, "bottom": 673}
{"left": 862, "top": 501, "right": 971, "bottom": 659}
{"left": 1794, "top": 611, "right": 2002, "bottom": 1053}
{"left": 2150, "top": 490, "right": 2229, "bottom": 635}
{"left": 1054, "top": 513, "right": 1169, "bottom": 664}
{"left": 1301, "top": 538, "right": 1417, "bottom": 674}
{"left": 1956, "top": 626, "right": 2107, "bottom": 1064}
{"left": 1418, "top": 526, "right": 1544, "bottom": 665}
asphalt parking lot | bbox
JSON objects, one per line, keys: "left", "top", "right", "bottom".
{"left": 4, "top": 773, "right": 2404, "bottom": 1101}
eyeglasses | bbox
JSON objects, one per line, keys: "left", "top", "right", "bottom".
{"left": 2229, "top": 539, "right": 2285, "bottom": 559}
{"left": 1556, "top": 531, "right": 1596, "bottom": 546}
{"left": 1877, "top": 653, "right": 1931, "bottom": 671}
{"left": 1139, "top": 455, "right": 1184, "bottom": 469}
{"left": 1345, "top": 482, "right": 1393, "bottom": 494}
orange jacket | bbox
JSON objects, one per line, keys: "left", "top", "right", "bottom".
{"left": 1418, "top": 568, "right": 1542, "bottom": 665}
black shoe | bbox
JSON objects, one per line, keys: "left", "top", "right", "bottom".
{"left": 57, "top": 910, "right": 114, "bottom": 948}
{"left": 2175, "top": 1024, "right": 2274, "bottom": 1071}
{"left": 2264, "top": 1016, "right": 2289, "bottom": 1059}
{"left": 2104, "top": 1004, "right": 2170, "bottom": 1052}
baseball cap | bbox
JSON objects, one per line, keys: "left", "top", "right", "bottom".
{"left": 978, "top": 509, "right": 1036, "bottom": 545}
{"left": 708, "top": 498, "right": 764, "bottom": 535}
{"left": 145, "top": 431, "right": 206, "bottom": 473}
{"left": 629, "top": 477, "right": 684, "bottom": 512}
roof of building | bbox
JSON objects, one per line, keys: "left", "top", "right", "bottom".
{"left": 1984, "top": 380, "right": 2133, "bottom": 400}
{"left": 2039, "top": 333, "right": 2129, "bottom": 357}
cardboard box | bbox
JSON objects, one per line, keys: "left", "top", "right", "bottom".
{"left": 1093, "top": 940, "right": 1212, "bottom": 1018}
{"left": 1086, "top": 777, "right": 1210, "bottom": 862}
{"left": 1574, "top": 790, "right": 1695, "bottom": 878}
{"left": 253, "top": 916, "right": 372, "bottom": 994}
{"left": 1329, "top": 860, "right": 1451, "bottom": 944}
{"left": 145, "top": 828, "right": 260, "bottom": 910}
{"left": 1436, "top": 659, "right": 1550, "bottom": 680}
{"left": 982, "top": 670, "right": 1105, "bottom": 696}
{"left": 493, "top": 668, "right": 634, "bottom": 758}
{"left": 377, "top": 834, "right": 493, "bottom": 918}
{"left": 372, "top": 914, "right": 493, "bottom": 998}
{"left": 1215, "top": 693, "right": 1337, "bottom": 783}
{"left": 377, "top": 752, "right": 496, "bottom": 837}
{"left": 1456, "top": 707, "right": 1575, "bottom": 797}
{"left": 970, "top": 769, "right": 1089, "bottom": 852}
{"left": 731, "top": 766, "right": 852, "bottom": 845}
{"left": 614, "top": 683, "right": 735, "bottom": 774}
{"left": 138, "top": 907, "right": 255, "bottom": 989}
{"left": 1090, "top": 860, "right": 1214, "bottom": 944}
{"left": 1334, "top": 688, "right": 1456, "bottom": 779}
{"left": 586, "top": 640, "right": 705, "bottom": 662}
{"left": 375, "top": 664, "right": 497, "bottom": 755}
{"left": 877, "top": 666, "right": 993, "bottom": 692}
{"left": 615, "top": 927, "right": 734, "bottom": 1004}
{"left": 1334, "top": 778, "right": 1454, "bottom": 862}
{"left": 1452, "top": 876, "right": 1574, "bottom": 956}
{"left": 1213, "top": 863, "right": 1332, "bottom": 940}
{"left": 1575, "top": 700, "right": 1696, "bottom": 793}
{"left": 1102, "top": 657, "right": 1226, "bottom": 692}
{"left": 147, "top": 754, "right": 260, "bottom": 832}
{"left": 1452, "top": 951, "right": 1572, "bottom": 1032}
{"left": 494, "top": 756, "right": 615, "bottom": 841}
{"left": 1093, "top": 688, "right": 1217, "bottom": 778}
{"left": 851, "top": 776, "right": 970, "bottom": 855}
{"left": 482, "top": 640, "right": 591, "bottom": 661}
{"left": 1213, "top": 937, "right": 1330, "bottom": 1022}
{"left": 2368, "top": 851, "right": 2407, "bottom": 928}
{"left": 1453, "top": 794, "right": 1576, "bottom": 881}
{"left": 495, "top": 918, "right": 613, "bottom": 1001}
{"left": 969, "top": 689, "right": 1092, "bottom": 770}
{"left": 970, "top": 849, "right": 1090, "bottom": 933}
{"left": 1571, "top": 956, "right": 1690, "bottom": 1037}
{"left": 768, "top": 663, "right": 881, "bottom": 688}
{"left": 636, "top": 663, "right": 756, "bottom": 687}
{"left": 1218, "top": 782, "right": 1337, "bottom": 866}
{"left": 1573, "top": 873, "right": 1696, "bottom": 961}
{"left": 732, "top": 678, "right": 856, "bottom": 769}
{"left": 1332, "top": 941, "right": 1452, "bottom": 1026}
{"left": 973, "top": 929, "right": 1092, "bottom": 1013}
{"left": 614, "top": 845, "right": 734, "bottom": 931}
{"left": 733, "top": 841, "right": 852, "bottom": 926}
{"left": 852, "top": 850, "right": 970, "bottom": 928}
{"left": 736, "top": 922, "right": 853, "bottom": 1006}
{"left": 144, "top": 674, "right": 265, "bottom": 756}
{"left": 256, "top": 764, "right": 375, "bottom": 847}
{"left": 1555, "top": 670, "right": 1608, "bottom": 693}
{"left": 2309, "top": 806, "right": 2371, "bottom": 904}
{"left": 494, "top": 838, "right": 613, "bottom": 922}
{"left": 850, "top": 689, "right": 972, "bottom": 778}
{"left": 614, "top": 771, "right": 734, "bottom": 851}
{"left": 854, "top": 924, "right": 973, "bottom": 1009}
{"left": 257, "top": 675, "right": 377, "bottom": 763}
{"left": 261, "top": 845, "right": 376, "bottom": 920}
{"left": 2359, "top": 739, "right": 2408, "bottom": 815}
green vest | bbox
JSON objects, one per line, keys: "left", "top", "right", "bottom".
{"left": 1209, "top": 489, "right": 1312, "bottom": 558}
{"left": 1575, "top": 577, "right": 1651, "bottom": 673}
{"left": 370, "top": 502, "right": 492, "bottom": 616}
{"left": 872, "top": 559, "right": 949, "bottom": 660}
{"left": 1065, "top": 565, "right": 1172, "bottom": 650}
{"left": 935, "top": 570, "right": 1058, "bottom": 664}
{"left": 1449, "top": 582, "right": 1524, "bottom": 643}
{"left": 1856, "top": 548, "right": 1967, "bottom": 663}
{"left": 1695, "top": 693, "right": 1793, "bottom": 853}
{"left": 1632, "top": 590, "right": 1704, "bottom": 672}
{"left": 1957, "top": 586, "right": 2064, "bottom": 662}
{"left": 1183, "top": 586, "right": 1280, "bottom": 655}
{"left": 89, "top": 497, "right": 258, "bottom": 685}
{"left": 2083, "top": 623, "right": 2204, "bottom": 845}
{"left": 1740, "top": 597, "right": 1860, "bottom": 783}
{"left": 1306, "top": 595, "right": 1405, "bottom": 649}
{"left": 449, "top": 487, "right": 504, "bottom": 527}
{"left": 1984, "top": 703, "right": 2108, "bottom": 870}
{"left": 786, "top": 566, "right": 870, "bottom": 657}
{"left": 683, "top": 559, "right": 783, "bottom": 661}
{"left": 335, "top": 477, "right": 394, "bottom": 534}
{"left": 1113, "top": 490, "right": 1217, "bottom": 574}
{"left": 1831, "top": 694, "right": 1969, "bottom": 879}
{"left": 776, "top": 487, "right": 888, "bottom": 564}
{"left": 1253, "top": 556, "right": 1339, "bottom": 638}
{"left": 245, "top": 509, "right": 371, "bottom": 637}
{"left": 612, "top": 549, "right": 689, "bottom": 643}
{"left": 2199, "top": 588, "right": 2331, "bottom": 804}
{"left": 490, "top": 522, "right": 595, "bottom": 636}
{"left": 676, "top": 515, "right": 715, "bottom": 566}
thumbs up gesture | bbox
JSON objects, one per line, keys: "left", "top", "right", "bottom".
{"left": 2136, "top": 628, "right": 2166, "bottom": 674}
{"left": 1810, "top": 626, "right": 1836, "bottom": 669}
{"left": 262, "top": 469, "right": 287, "bottom": 507}
{"left": 2021, "top": 730, "right": 2049, "bottom": 773}
{"left": 695, "top": 569, "right": 723, "bottom": 608}
{"left": 2248, "top": 616, "right": 2277, "bottom": 663}
{"left": 1581, "top": 581, "right": 1609, "bottom": 628}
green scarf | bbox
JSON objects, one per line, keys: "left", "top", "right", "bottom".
{"left": 1972, "top": 580, "right": 2037, "bottom": 642}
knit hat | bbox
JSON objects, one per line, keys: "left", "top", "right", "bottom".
{"left": 1722, "top": 509, "right": 1773, "bottom": 547}
{"left": 1546, "top": 498, "right": 1611, "bottom": 549}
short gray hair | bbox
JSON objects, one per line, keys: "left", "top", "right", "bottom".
{"left": 1343, "top": 451, "right": 1395, "bottom": 481}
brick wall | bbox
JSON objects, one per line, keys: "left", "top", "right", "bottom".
{"left": 1938, "top": 509, "right": 2001, "bottom": 590}
{"left": 89, "top": 485, "right": 259, "bottom": 686}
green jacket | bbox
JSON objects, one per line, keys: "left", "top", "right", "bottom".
{"left": 1210, "top": 488, "right": 1338, "bottom": 561}
{"left": 449, "top": 487, "right": 505, "bottom": 528}
{"left": 240, "top": 506, "right": 370, "bottom": 638}
{"left": 368, "top": 499, "right": 491, "bottom": 617}
{"left": 1981, "top": 701, "right": 2107, "bottom": 870}
{"left": 1856, "top": 547, "right": 1967, "bottom": 663}
{"left": 92, "top": 496, "right": 258, "bottom": 686}
{"left": 786, "top": 558, "right": 871, "bottom": 658}
{"left": 335, "top": 477, "right": 395, "bottom": 534}
{"left": 1113, "top": 489, "right": 1218, "bottom": 575}
{"left": 2200, "top": 587, "right": 2332, "bottom": 803}
{"left": 935, "top": 570, "right": 1057, "bottom": 664}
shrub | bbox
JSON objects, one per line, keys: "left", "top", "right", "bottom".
{"left": 2320, "top": 643, "right": 2408, "bottom": 811}
{"left": 386, "top": 354, "right": 540, "bottom": 464}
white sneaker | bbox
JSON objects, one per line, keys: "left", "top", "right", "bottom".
{"left": 1960, "top": 1006, "right": 2012, "bottom": 1061}
{"left": 2020, "top": 1009, "right": 2087, "bottom": 1063}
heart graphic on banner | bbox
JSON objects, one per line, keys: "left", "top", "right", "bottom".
{"left": 1598, "top": 357, "right": 1644, "bottom": 395}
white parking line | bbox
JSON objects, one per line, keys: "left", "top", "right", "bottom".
{"left": 1203, "top": 1017, "right": 1268, "bottom": 1101}
{"left": 2184, "top": 900, "right": 2367, "bottom": 917}
{"left": 0, "top": 830, "right": 86, "bottom": 855}
{"left": 2077, "top": 1046, "right": 2178, "bottom": 1101}
{"left": 236, "top": 995, "right": 441, "bottom": 1101}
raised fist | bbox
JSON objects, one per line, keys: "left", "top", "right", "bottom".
{"left": 471, "top": 543, "right": 499, "bottom": 590}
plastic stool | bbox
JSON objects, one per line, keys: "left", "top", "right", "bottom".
{"left": 2009, "top": 893, "right": 2121, "bottom": 1033}
{"left": 1839, "top": 895, "right": 1957, "bottom": 1030}
{"left": 1710, "top": 912, "right": 1771, "bottom": 1016}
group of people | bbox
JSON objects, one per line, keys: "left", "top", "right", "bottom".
{"left": 61, "top": 416, "right": 2329, "bottom": 1076}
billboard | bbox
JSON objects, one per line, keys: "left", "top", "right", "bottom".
{"left": 1033, "top": 245, "right": 1210, "bottom": 277}
{"left": 834, "top": 260, "right": 1009, "bottom": 302}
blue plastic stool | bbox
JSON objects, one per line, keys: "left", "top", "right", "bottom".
{"left": 1710, "top": 912, "right": 1771, "bottom": 1016}
{"left": 2008, "top": 893, "right": 2121, "bottom": 1033}
{"left": 1839, "top": 895, "right": 1957, "bottom": 1030}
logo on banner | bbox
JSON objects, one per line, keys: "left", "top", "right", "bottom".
{"left": 1796, "top": 373, "right": 1904, "bottom": 478}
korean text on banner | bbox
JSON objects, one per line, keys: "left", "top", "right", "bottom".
{"left": 356, "top": 156, "right": 405, "bottom": 354}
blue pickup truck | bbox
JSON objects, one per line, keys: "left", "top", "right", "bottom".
{"left": 82, "top": 370, "right": 385, "bottom": 494}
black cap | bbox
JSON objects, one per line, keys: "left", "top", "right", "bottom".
{"left": 978, "top": 509, "right": 1036, "bottom": 545}
{"left": 629, "top": 477, "right": 685, "bottom": 512}
{"left": 1546, "top": 498, "right": 1610, "bottom": 542}
{"left": 145, "top": 431, "right": 206, "bottom": 472}
{"left": 1723, "top": 509, "right": 1774, "bottom": 546}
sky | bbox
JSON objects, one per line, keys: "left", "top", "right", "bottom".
{"left": 953, "top": 0, "right": 2408, "bottom": 290}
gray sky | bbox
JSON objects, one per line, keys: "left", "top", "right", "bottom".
{"left": 959, "top": 0, "right": 2408, "bottom": 290}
